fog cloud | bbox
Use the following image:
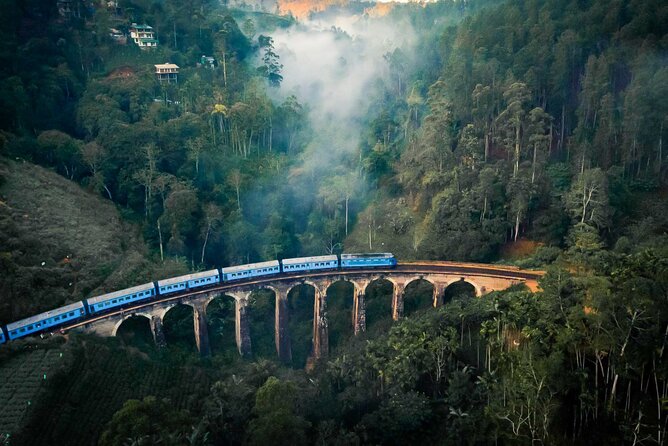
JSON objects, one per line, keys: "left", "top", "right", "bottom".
{"left": 266, "top": 12, "right": 418, "bottom": 173}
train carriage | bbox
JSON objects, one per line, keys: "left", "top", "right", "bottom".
{"left": 340, "top": 253, "right": 397, "bottom": 268}
{"left": 282, "top": 255, "right": 339, "bottom": 273}
{"left": 86, "top": 282, "right": 156, "bottom": 315}
{"left": 222, "top": 261, "right": 280, "bottom": 282}
{"left": 157, "top": 269, "right": 220, "bottom": 295}
{"left": 6, "top": 301, "right": 86, "bottom": 340}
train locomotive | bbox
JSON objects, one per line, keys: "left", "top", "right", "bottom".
{"left": 0, "top": 253, "right": 396, "bottom": 344}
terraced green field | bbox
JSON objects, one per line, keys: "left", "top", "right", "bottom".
{"left": 0, "top": 345, "right": 70, "bottom": 441}
{"left": 10, "top": 336, "right": 214, "bottom": 446}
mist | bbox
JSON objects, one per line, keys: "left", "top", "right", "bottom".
{"left": 266, "top": 12, "right": 418, "bottom": 174}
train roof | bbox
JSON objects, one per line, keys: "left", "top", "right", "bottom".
{"left": 282, "top": 255, "right": 338, "bottom": 264}
{"left": 158, "top": 269, "right": 219, "bottom": 286}
{"left": 7, "top": 301, "right": 84, "bottom": 330}
{"left": 341, "top": 252, "right": 394, "bottom": 258}
{"left": 86, "top": 282, "right": 155, "bottom": 305}
{"left": 222, "top": 260, "right": 279, "bottom": 273}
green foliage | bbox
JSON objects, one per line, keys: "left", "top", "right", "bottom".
{"left": 247, "top": 377, "right": 311, "bottom": 446}
{"left": 98, "top": 396, "right": 192, "bottom": 446}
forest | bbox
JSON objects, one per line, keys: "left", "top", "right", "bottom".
{"left": 0, "top": 0, "right": 667, "bottom": 444}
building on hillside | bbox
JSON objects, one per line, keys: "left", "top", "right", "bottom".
{"left": 155, "top": 63, "right": 179, "bottom": 83}
{"left": 199, "top": 55, "right": 216, "bottom": 69}
{"left": 129, "top": 23, "right": 158, "bottom": 49}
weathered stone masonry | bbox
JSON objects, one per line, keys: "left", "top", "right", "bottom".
{"left": 81, "top": 268, "right": 540, "bottom": 363}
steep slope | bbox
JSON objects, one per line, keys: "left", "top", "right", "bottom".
{"left": 0, "top": 158, "right": 186, "bottom": 324}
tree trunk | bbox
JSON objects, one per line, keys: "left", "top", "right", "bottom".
{"left": 531, "top": 143, "right": 537, "bottom": 184}
{"left": 201, "top": 223, "right": 211, "bottom": 264}
{"left": 345, "top": 196, "right": 349, "bottom": 236}
{"left": 560, "top": 104, "right": 565, "bottom": 154}
{"left": 157, "top": 218, "right": 164, "bottom": 262}
{"left": 247, "top": 129, "right": 253, "bottom": 158}
{"left": 236, "top": 185, "right": 241, "bottom": 211}
{"left": 222, "top": 52, "right": 227, "bottom": 88}
{"left": 269, "top": 115, "right": 273, "bottom": 153}
{"left": 514, "top": 123, "right": 521, "bottom": 177}
{"left": 481, "top": 195, "right": 487, "bottom": 222}
{"left": 658, "top": 122, "right": 663, "bottom": 174}
{"left": 368, "top": 221, "right": 372, "bottom": 250}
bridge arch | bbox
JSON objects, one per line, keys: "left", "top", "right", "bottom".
{"left": 287, "top": 280, "right": 323, "bottom": 297}
{"left": 324, "top": 279, "right": 355, "bottom": 351}
{"left": 404, "top": 276, "right": 435, "bottom": 289}
{"left": 246, "top": 287, "right": 279, "bottom": 360}
{"left": 112, "top": 312, "right": 153, "bottom": 337}
{"left": 364, "top": 277, "right": 395, "bottom": 329}
{"left": 163, "top": 303, "right": 197, "bottom": 350}
{"left": 443, "top": 279, "right": 478, "bottom": 304}
{"left": 206, "top": 294, "right": 237, "bottom": 358}
{"left": 286, "top": 283, "right": 317, "bottom": 368}
{"left": 403, "top": 278, "right": 435, "bottom": 316}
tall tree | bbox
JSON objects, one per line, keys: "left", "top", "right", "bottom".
{"left": 497, "top": 82, "right": 531, "bottom": 177}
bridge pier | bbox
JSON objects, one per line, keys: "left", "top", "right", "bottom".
{"left": 151, "top": 314, "right": 166, "bottom": 348}
{"left": 275, "top": 286, "right": 292, "bottom": 363}
{"left": 353, "top": 285, "right": 366, "bottom": 335}
{"left": 234, "top": 294, "right": 252, "bottom": 358}
{"left": 392, "top": 280, "right": 406, "bottom": 320}
{"left": 433, "top": 282, "right": 447, "bottom": 307}
{"left": 312, "top": 284, "right": 328, "bottom": 360}
{"left": 192, "top": 301, "right": 211, "bottom": 357}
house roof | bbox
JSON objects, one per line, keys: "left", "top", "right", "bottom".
{"left": 155, "top": 63, "right": 179, "bottom": 70}
{"left": 130, "top": 23, "right": 153, "bottom": 30}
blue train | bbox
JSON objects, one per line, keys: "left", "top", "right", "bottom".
{"left": 0, "top": 253, "right": 396, "bottom": 344}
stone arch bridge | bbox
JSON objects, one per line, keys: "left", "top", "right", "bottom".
{"left": 66, "top": 262, "right": 543, "bottom": 362}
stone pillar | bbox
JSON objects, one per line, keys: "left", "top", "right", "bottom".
{"left": 353, "top": 285, "right": 366, "bottom": 335}
{"left": 312, "top": 284, "right": 328, "bottom": 360}
{"left": 151, "top": 315, "right": 166, "bottom": 348}
{"left": 275, "top": 287, "right": 292, "bottom": 363}
{"left": 392, "top": 281, "right": 405, "bottom": 320}
{"left": 235, "top": 295, "right": 252, "bottom": 358}
{"left": 193, "top": 302, "right": 211, "bottom": 357}
{"left": 433, "top": 282, "right": 447, "bottom": 307}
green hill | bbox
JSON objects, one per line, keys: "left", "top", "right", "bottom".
{"left": 0, "top": 158, "right": 187, "bottom": 324}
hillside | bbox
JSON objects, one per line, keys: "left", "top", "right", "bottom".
{"left": 0, "top": 158, "right": 186, "bottom": 323}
